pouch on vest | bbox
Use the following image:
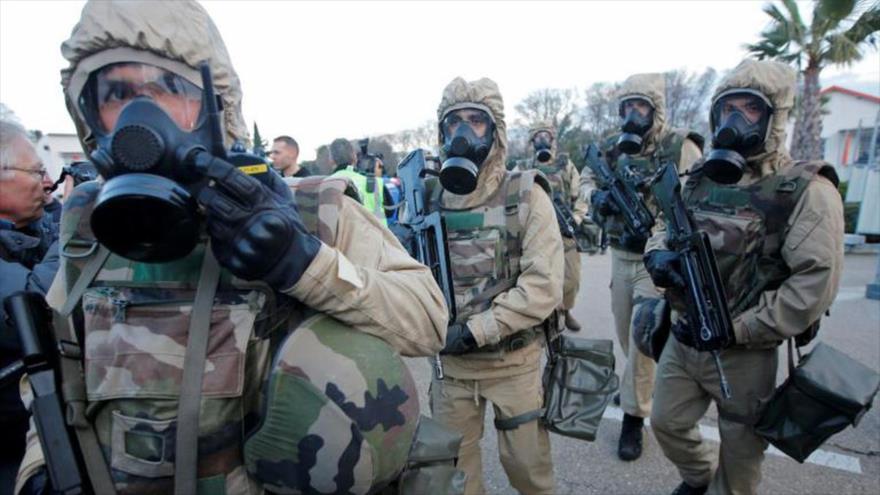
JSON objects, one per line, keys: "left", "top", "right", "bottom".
{"left": 541, "top": 331, "right": 619, "bottom": 441}
{"left": 388, "top": 415, "right": 466, "bottom": 495}
{"left": 754, "top": 341, "right": 880, "bottom": 463}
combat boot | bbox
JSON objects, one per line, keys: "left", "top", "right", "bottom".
{"left": 564, "top": 310, "right": 582, "bottom": 332}
{"left": 670, "top": 481, "right": 708, "bottom": 495}
{"left": 617, "top": 413, "right": 644, "bottom": 461}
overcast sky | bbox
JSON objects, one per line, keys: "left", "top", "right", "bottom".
{"left": 1, "top": 0, "right": 878, "bottom": 160}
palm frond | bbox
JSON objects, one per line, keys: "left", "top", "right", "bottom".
{"left": 841, "top": 4, "right": 880, "bottom": 45}
{"left": 818, "top": 4, "right": 880, "bottom": 65}
{"left": 823, "top": 32, "right": 865, "bottom": 64}
{"left": 781, "top": 0, "right": 807, "bottom": 40}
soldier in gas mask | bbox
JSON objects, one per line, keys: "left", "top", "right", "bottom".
{"left": 644, "top": 59, "right": 844, "bottom": 495}
{"left": 525, "top": 124, "right": 588, "bottom": 331}
{"left": 15, "top": 1, "right": 451, "bottom": 493}
{"left": 579, "top": 73, "right": 703, "bottom": 461}
{"left": 431, "top": 77, "right": 564, "bottom": 495}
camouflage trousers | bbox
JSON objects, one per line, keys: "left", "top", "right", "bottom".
{"left": 651, "top": 338, "right": 778, "bottom": 495}
{"left": 430, "top": 367, "right": 554, "bottom": 495}
{"left": 562, "top": 238, "right": 581, "bottom": 310}
{"left": 610, "top": 248, "right": 657, "bottom": 418}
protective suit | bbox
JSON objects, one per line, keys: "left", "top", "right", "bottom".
{"left": 647, "top": 59, "right": 844, "bottom": 495}
{"left": 579, "top": 73, "right": 702, "bottom": 426}
{"left": 526, "top": 124, "right": 588, "bottom": 326}
{"left": 430, "top": 77, "right": 563, "bottom": 495}
{"left": 16, "top": 1, "right": 448, "bottom": 494}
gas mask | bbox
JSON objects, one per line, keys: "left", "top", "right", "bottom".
{"left": 616, "top": 97, "right": 654, "bottom": 155}
{"left": 439, "top": 108, "right": 495, "bottom": 195}
{"left": 704, "top": 90, "right": 772, "bottom": 184}
{"left": 532, "top": 132, "right": 553, "bottom": 163}
{"left": 79, "top": 62, "right": 222, "bottom": 262}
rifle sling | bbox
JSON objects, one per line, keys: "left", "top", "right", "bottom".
{"left": 55, "top": 245, "right": 117, "bottom": 494}
{"left": 174, "top": 247, "right": 221, "bottom": 495}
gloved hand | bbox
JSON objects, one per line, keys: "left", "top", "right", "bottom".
{"left": 441, "top": 323, "right": 478, "bottom": 355}
{"left": 196, "top": 153, "right": 321, "bottom": 292}
{"left": 590, "top": 189, "right": 619, "bottom": 216}
{"left": 644, "top": 249, "right": 685, "bottom": 289}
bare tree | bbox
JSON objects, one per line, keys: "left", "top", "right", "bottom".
{"left": 514, "top": 88, "right": 580, "bottom": 141}
{"left": 665, "top": 68, "right": 717, "bottom": 138}
{"left": 580, "top": 82, "right": 620, "bottom": 140}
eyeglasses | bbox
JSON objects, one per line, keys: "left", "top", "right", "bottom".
{"left": 7, "top": 167, "right": 48, "bottom": 179}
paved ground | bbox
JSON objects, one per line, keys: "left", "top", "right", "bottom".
{"left": 404, "top": 251, "right": 880, "bottom": 494}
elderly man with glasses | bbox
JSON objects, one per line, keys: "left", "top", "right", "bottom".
{"left": 0, "top": 117, "right": 60, "bottom": 493}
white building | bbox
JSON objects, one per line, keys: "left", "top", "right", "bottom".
{"left": 818, "top": 85, "right": 880, "bottom": 176}
{"left": 33, "top": 132, "right": 86, "bottom": 182}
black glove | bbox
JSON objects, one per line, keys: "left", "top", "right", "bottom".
{"left": 441, "top": 323, "right": 478, "bottom": 355}
{"left": 670, "top": 319, "right": 696, "bottom": 348}
{"left": 590, "top": 190, "right": 619, "bottom": 216}
{"left": 196, "top": 153, "right": 320, "bottom": 292}
{"left": 644, "top": 250, "right": 685, "bottom": 289}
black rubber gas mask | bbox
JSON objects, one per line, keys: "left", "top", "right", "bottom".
{"left": 439, "top": 108, "right": 495, "bottom": 195}
{"left": 704, "top": 90, "right": 773, "bottom": 184}
{"left": 532, "top": 132, "right": 553, "bottom": 164}
{"left": 617, "top": 97, "right": 655, "bottom": 155}
{"left": 79, "top": 62, "right": 222, "bottom": 262}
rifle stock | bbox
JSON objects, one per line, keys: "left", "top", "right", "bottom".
{"left": 397, "top": 150, "right": 457, "bottom": 379}
{"left": 651, "top": 163, "right": 734, "bottom": 399}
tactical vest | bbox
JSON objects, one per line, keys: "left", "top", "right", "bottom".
{"left": 429, "top": 170, "right": 551, "bottom": 352}
{"left": 603, "top": 129, "right": 701, "bottom": 253}
{"left": 47, "top": 176, "right": 423, "bottom": 494}
{"left": 682, "top": 160, "right": 838, "bottom": 320}
{"left": 535, "top": 159, "right": 570, "bottom": 202}
{"left": 333, "top": 165, "right": 387, "bottom": 226}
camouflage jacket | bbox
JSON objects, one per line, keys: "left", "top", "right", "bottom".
{"left": 18, "top": 177, "right": 431, "bottom": 495}
{"left": 673, "top": 160, "right": 841, "bottom": 348}
{"left": 430, "top": 170, "right": 564, "bottom": 379}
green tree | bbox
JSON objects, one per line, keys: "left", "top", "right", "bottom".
{"left": 746, "top": 0, "right": 879, "bottom": 160}
{"left": 252, "top": 122, "right": 267, "bottom": 156}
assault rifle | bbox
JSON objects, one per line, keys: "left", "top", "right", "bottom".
{"left": 583, "top": 144, "right": 655, "bottom": 240}
{"left": 1, "top": 292, "right": 90, "bottom": 494}
{"left": 396, "top": 149, "right": 456, "bottom": 379}
{"left": 551, "top": 193, "right": 591, "bottom": 253}
{"left": 651, "top": 163, "right": 734, "bottom": 399}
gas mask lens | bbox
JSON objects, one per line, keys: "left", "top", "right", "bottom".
{"left": 704, "top": 90, "right": 773, "bottom": 184}
{"left": 710, "top": 91, "right": 771, "bottom": 151}
{"left": 532, "top": 131, "right": 553, "bottom": 163}
{"left": 82, "top": 62, "right": 203, "bottom": 134}
{"left": 617, "top": 97, "right": 654, "bottom": 155}
{"left": 439, "top": 108, "right": 495, "bottom": 195}
{"left": 79, "top": 62, "right": 218, "bottom": 263}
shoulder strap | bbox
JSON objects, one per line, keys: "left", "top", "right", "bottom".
{"left": 52, "top": 245, "right": 116, "bottom": 494}
{"left": 174, "top": 248, "right": 221, "bottom": 495}
{"left": 504, "top": 172, "right": 525, "bottom": 262}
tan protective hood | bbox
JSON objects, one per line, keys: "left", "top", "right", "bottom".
{"left": 60, "top": 0, "right": 248, "bottom": 154}
{"left": 437, "top": 77, "right": 508, "bottom": 208}
{"left": 528, "top": 122, "right": 557, "bottom": 165}
{"left": 618, "top": 73, "right": 667, "bottom": 152}
{"left": 711, "top": 59, "right": 796, "bottom": 175}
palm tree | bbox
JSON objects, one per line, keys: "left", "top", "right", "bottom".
{"left": 746, "top": 0, "right": 879, "bottom": 160}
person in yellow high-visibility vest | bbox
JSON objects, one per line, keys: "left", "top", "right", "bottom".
{"left": 329, "top": 138, "right": 388, "bottom": 225}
